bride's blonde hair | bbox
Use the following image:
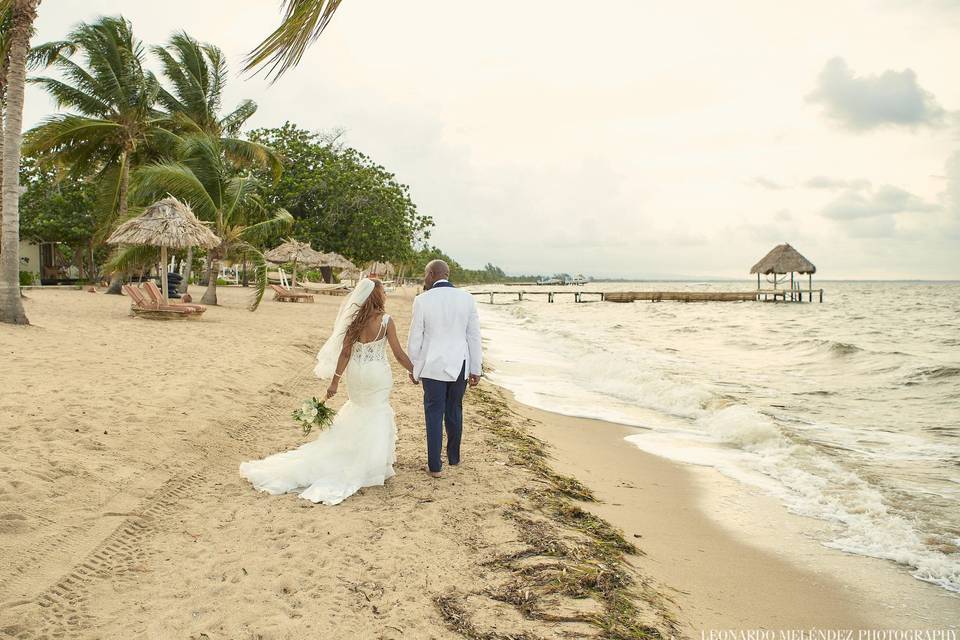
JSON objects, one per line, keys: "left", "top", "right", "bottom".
{"left": 343, "top": 279, "right": 386, "bottom": 348}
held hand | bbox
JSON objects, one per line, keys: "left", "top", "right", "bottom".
{"left": 408, "top": 372, "right": 420, "bottom": 385}
{"left": 326, "top": 382, "right": 338, "bottom": 399}
{"left": 468, "top": 374, "right": 480, "bottom": 387}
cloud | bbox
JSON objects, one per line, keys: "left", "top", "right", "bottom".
{"left": 806, "top": 57, "right": 947, "bottom": 131}
{"left": 804, "top": 175, "right": 872, "bottom": 190}
{"left": 748, "top": 177, "right": 786, "bottom": 190}
{"left": 821, "top": 184, "right": 940, "bottom": 220}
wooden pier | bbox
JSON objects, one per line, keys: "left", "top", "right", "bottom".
{"left": 471, "top": 288, "right": 823, "bottom": 304}
{"left": 472, "top": 290, "right": 606, "bottom": 304}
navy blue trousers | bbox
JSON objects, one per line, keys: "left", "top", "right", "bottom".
{"left": 421, "top": 362, "right": 467, "bottom": 473}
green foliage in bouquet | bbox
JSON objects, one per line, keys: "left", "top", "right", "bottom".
{"left": 292, "top": 397, "right": 336, "bottom": 436}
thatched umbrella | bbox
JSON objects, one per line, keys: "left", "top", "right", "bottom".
{"left": 365, "top": 261, "right": 396, "bottom": 278}
{"left": 750, "top": 243, "right": 816, "bottom": 293}
{"left": 312, "top": 251, "right": 356, "bottom": 283}
{"left": 318, "top": 252, "right": 356, "bottom": 270}
{"left": 264, "top": 239, "right": 326, "bottom": 287}
{"left": 107, "top": 197, "right": 220, "bottom": 303}
{"left": 338, "top": 267, "right": 362, "bottom": 283}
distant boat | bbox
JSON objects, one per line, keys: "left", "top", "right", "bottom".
{"left": 571, "top": 274, "right": 587, "bottom": 285}
{"left": 536, "top": 277, "right": 563, "bottom": 286}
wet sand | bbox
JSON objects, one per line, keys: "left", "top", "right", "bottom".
{"left": 510, "top": 401, "right": 960, "bottom": 633}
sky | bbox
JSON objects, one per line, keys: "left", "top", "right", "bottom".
{"left": 27, "top": 1, "right": 960, "bottom": 279}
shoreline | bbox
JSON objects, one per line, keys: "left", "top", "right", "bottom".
{"left": 497, "top": 392, "right": 960, "bottom": 631}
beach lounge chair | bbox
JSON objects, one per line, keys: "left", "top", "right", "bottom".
{"left": 143, "top": 281, "right": 207, "bottom": 314}
{"left": 122, "top": 284, "right": 199, "bottom": 319}
{"left": 270, "top": 284, "right": 315, "bottom": 303}
{"left": 300, "top": 280, "right": 350, "bottom": 296}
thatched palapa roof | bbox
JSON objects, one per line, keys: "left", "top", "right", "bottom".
{"left": 365, "top": 261, "right": 396, "bottom": 277}
{"left": 339, "top": 267, "right": 361, "bottom": 280}
{"left": 750, "top": 243, "right": 816, "bottom": 275}
{"left": 106, "top": 197, "right": 220, "bottom": 249}
{"left": 318, "top": 252, "right": 356, "bottom": 270}
{"left": 264, "top": 239, "right": 326, "bottom": 266}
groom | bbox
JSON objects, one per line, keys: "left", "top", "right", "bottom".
{"left": 407, "top": 260, "right": 483, "bottom": 478}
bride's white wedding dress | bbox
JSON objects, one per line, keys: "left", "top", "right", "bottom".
{"left": 239, "top": 315, "right": 396, "bottom": 505}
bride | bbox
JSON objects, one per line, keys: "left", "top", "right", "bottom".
{"left": 239, "top": 278, "right": 415, "bottom": 505}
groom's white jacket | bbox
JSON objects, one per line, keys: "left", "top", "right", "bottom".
{"left": 408, "top": 282, "right": 482, "bottom": 382}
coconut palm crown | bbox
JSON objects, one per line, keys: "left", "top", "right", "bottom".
{"left": 24, "top": 17, "right": 170, "bottom": 224}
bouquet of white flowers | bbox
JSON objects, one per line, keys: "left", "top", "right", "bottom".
{"left": 292, "top": 397, "right": 337, "bottom": 436}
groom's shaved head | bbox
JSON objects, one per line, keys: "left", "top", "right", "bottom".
{"left": 425, "top": 260, "right": 450, "bottom": 278}
{"left": 424, "top": 259, "right": 450, "bottom": 289}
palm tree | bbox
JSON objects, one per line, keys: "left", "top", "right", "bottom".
{"left": 24, "top": 16, "right": 168, "bottom": 294}
{"left": 127, "top": 132, "right": 291, "bottom": 310}
{"left": 152, "top": 31, "right": 266, "bottom": 293}
{"left": 0, "top": 0, "right": 39, "bottom": 325}
{"left": 244, "top": 0, "right": 343, "bottom": 81}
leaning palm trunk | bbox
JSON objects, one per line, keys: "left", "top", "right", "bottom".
{"left": 104, "top": 154, "right": 130, "bottom": 295}
{"left": 105, "top": 271, "right": 123, "bottom": 294}
{"left": 0, "top": 87, "right": 5, "bottom": 250}
{"left": 0, "top": 22, "right": 7, "bottom": 251}
{"left": 178, "top": 245, "right": 193, "bottom": 293}
{"left": 201, "top": 253, "right": 218, "bottom": 305}
{"left": 0, "top": 0, "right": 38, "bottom": 325}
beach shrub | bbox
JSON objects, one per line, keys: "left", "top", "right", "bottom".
{"left": 19, "top": 271, "right": 34, "bottom": 286}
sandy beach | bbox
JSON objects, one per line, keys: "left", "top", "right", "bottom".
{"left": 0, "top": 286, "right": 675, "bottom": 640}
{"left": 1, "top": 286, "right": 956, "bottom": 639}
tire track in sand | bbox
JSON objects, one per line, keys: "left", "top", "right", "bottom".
{"left": 2, "top": 367, "right": 316, "bottom": 640}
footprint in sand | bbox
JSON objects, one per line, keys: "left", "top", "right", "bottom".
{"left": 0, "top": 512, "right": 31, "bottom": 534}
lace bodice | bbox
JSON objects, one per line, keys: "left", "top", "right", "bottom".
{"left": 351, "top": 315, "right": 390, "bottom": 364}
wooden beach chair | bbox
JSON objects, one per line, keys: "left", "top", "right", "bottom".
{"left": 143, "top": 281, "right": 207, "bottom": 314}
{"left": 270, "top": 284, "right": 315, "bottom": 303}
{"left": 300, "top": 280, "right": 350, "bottom": 296}
{"left": 122, "top": 284, "right": 199, "bottom": 319}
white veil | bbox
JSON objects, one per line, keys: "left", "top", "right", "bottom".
{"left": 313, "top": 278, "right": 376, "bottom": 380}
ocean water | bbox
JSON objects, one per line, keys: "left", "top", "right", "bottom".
{"left": 474, "top": 281, "right": 960, "bottom": 593}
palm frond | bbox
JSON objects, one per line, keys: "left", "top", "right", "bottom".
{"left": 133, "top": 161, "right": 219, "bottom": 221}
{"left": 105, "top": 244, "right": 161, "bottom": 274}
{"left": 238, "top": 208, "right": 294, "bottom": 244}
{"left": 28, "top": 39, "right": 75, "bottom": 69}
{"left": 219, "top": 99, "right": 257, "bottom": 136}
{"left": 221, "top": 137, "right": 282, "bottom": 180}
{"left": 177, "top": 134, "right": 227, "bottom": 207}
{"left": 201, "top": 42, "right": 226, "bottom": 117}
{"left": 28, "top": 76, "right": 110, "bottom": 114}
{"left": 232, "top": 242, "right": 269, "bottom": 311}
{"left": 49, "top": 55, "right": 104, "bottom": 102}
{"left": 144, "top": 125, "right": 185, "bottom": 160}
{"left": 24, "top": 114, "right": 122, "bottom": 156}
{"left": 154, "top": 33, "right": 210, "bottom": 124}
{"left": 222, "top": 175, "right": 264, "bottom": 225}
{"left": 243, "top": 0, "right": 343, "bottom": 81}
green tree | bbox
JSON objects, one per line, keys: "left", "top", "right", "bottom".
{"left": 25, "top": 16, "right": 169, "bottom": 294}
{"left": 405, "top": 246, "right": 533, "bottom": 284}
{"left": 249, "top": 123, "right": 433, "bottom": 266}
{"left": 19, "top": 152, "right": 102, "bottom": 281}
